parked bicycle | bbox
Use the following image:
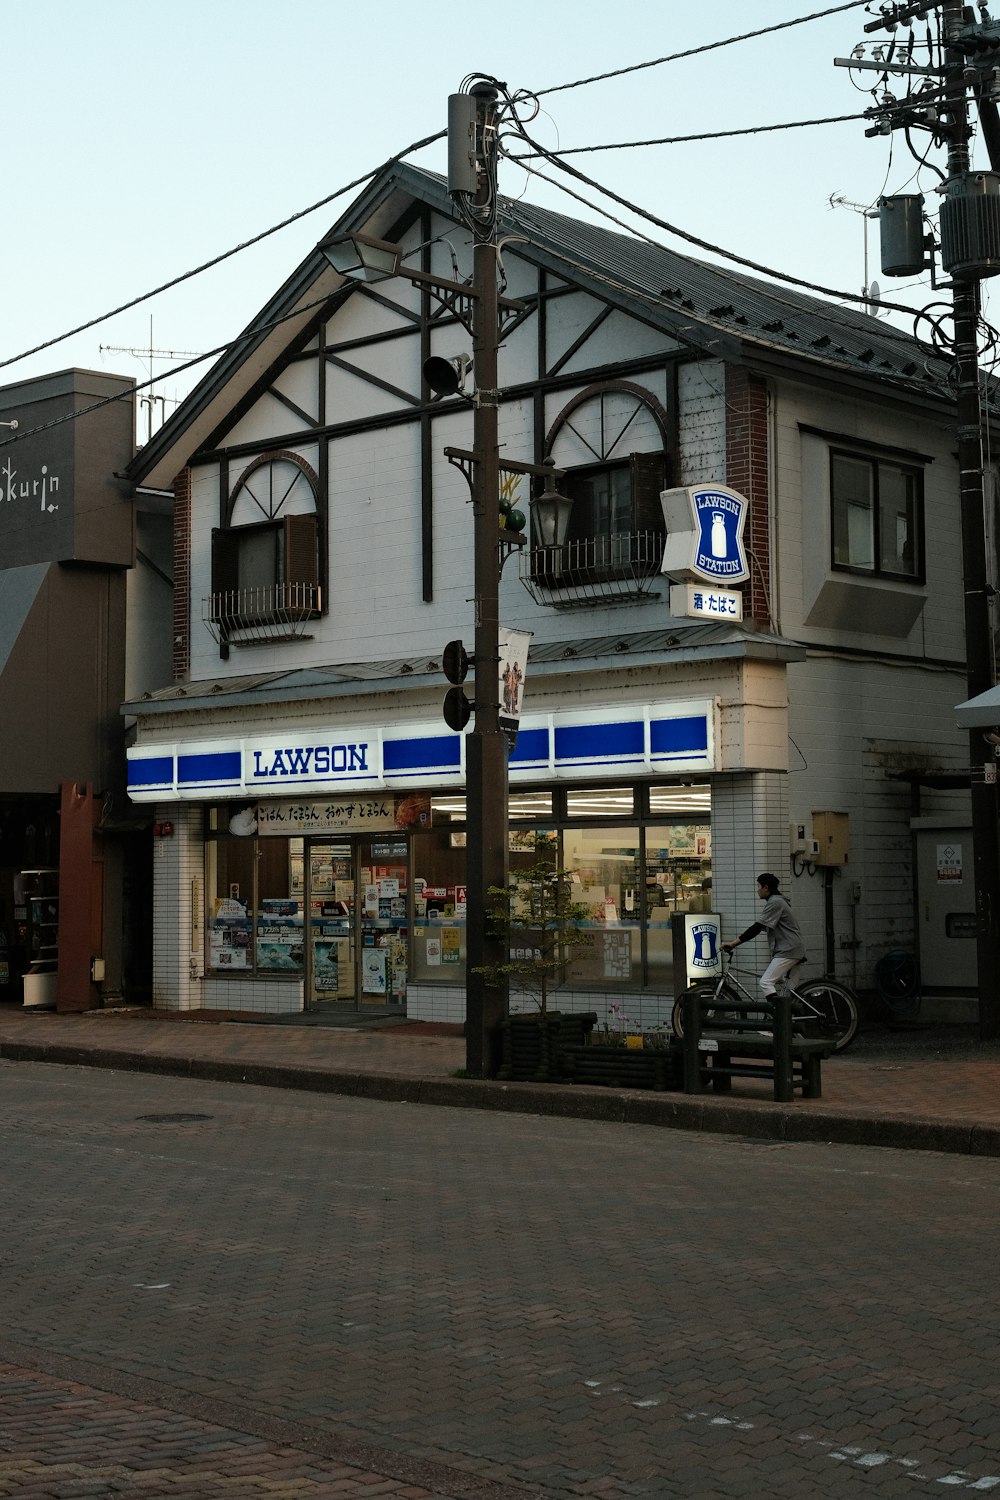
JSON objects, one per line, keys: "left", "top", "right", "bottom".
{"left": 670, "top": 952, "right": 860, "bottom": 1052}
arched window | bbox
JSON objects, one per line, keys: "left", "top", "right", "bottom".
{"left": 209, "top": 450, "right": 321, "bottom": 637}
{"left": 543, "top": 381, "right": 671, "bottom": 579}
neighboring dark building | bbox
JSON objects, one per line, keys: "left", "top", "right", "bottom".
{"left": 0, "top": 369, "right": 172, "bottom": 1009}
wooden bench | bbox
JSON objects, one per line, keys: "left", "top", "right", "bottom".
{"left": 681, "top": 990, "right": 830, "bottom": 1103}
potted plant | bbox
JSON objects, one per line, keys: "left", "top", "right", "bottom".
{"left": 474, "top": 856, "right": 597, "bottom": 1081}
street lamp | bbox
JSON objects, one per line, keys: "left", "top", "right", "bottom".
{"left": 320, "top": 231, "right": 403, "bottom": 282}
{"left": 530, "top": 459, "right": 574, "bottom": 547}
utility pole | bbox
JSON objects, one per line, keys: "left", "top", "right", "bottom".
{"left": 322, "top": 79, "right": 558, "bottom": 1074}
{"left": 941, "top": 0, "right": 1000, "bottom": 1037}
{"left": 464, "top": 82, "right": 509, "bottom": 1077}
{"left": 848, "top": 0, "right": 1000, "bottom": 1036}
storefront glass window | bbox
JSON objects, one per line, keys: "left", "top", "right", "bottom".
{"left": 648, "top": 784, "right": 711, "bottom": 816}
{"left": 411, "top": 827, "right": 468, "bottom": 984}
{"left": 205, "top": 813, "right": 303, "bottom": 976}
{"left": 565, "top": 787, "right": 635, "bottom": 819}
{"left": 562, "top": 826, "right": 641, "bottom": 990}
{"left": 431, "top": 790, "right": 554, "bottom": 823}
{"left": 255, "top": 836, "right": 304, "bottom": 972}
{"left": 644, "top": 824, "right": 712, "bottom": 991}
{"left": 205, "top": 833, "right": 256, "bottom": 973}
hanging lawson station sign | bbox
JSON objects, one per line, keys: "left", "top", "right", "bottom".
{"left": 660, "top": 483, "right": 749, "bottom": 621}
{"left": 127, "top": 699, "right": 717, "bottom": 803}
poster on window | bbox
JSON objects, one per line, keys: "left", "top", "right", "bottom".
{"left": 441, "top": 928, "right": 462, "bottom": 964}
{"left": 362, "top": 947, "right": 387, "bottom": 994}
{"left": 209, "top": 926, "right": 251, "bottom": 969}
{"left": 602, "top": 930, "right": 632, "bottom": 978}
{"left": 312, "top": 939, "right": 340, "bottom": 993}
{"left": 256, "top": 925, "right": 304, "bottom": 970}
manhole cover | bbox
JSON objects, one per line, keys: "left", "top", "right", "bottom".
{"left": 135, "top": 1113, "right": 214, "bottom": 1124}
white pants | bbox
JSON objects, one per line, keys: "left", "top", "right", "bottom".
{"left": 760, "top": 954, "right": 802, "bottom": 997}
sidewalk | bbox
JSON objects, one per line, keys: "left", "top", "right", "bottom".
{"left": 2, "top": 1003, "right": 1000, "bottom": 1157}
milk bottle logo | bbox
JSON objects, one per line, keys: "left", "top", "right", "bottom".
{"left": 710, "top": 511, "right": 727, "bottom": 559}
{"left": 690, "top": 922, "right": 719, "bottom": 969}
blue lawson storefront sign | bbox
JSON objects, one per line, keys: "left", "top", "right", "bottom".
{"left": 126, "top": 699, "right": 716, "bottom": 802}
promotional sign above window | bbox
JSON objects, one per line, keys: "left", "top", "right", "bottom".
{"left": 256, "top": 793, "right": 432, "bottom": 836}
{"left": 659, "top": 484, "right": 750, "bottom": 586}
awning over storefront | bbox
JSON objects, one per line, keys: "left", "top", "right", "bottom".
{"left": 955, "top": 685, "right": 1000, "bottom": 728}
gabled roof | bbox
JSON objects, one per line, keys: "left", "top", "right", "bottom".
{"left": 126, "top": 160, "right": 958, "bottom": 492}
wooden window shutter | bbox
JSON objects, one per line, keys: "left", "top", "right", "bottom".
{"left": 630, "top": 452, "right": 668, "bottom": 535}
{"left": 283, "top": 513, "right": 319, "bottom": 588}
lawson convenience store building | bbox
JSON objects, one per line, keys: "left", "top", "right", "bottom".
{"left": 124, "top": 626, "right": 802, "bottom": 1027}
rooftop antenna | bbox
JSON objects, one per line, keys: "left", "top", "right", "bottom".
{"left": 101, "top": 316, "right": 203, "bottom": 441}
{"left": 828, "top": 193, "right": 883, "bottom": 312}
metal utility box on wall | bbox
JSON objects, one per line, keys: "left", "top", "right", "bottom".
{"left": 812, "top": 811, "right": 849, "bottom": 866}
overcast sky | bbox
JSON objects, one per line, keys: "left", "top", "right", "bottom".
{"left": 3, "top": 1, "right": 983, "bottom": 430}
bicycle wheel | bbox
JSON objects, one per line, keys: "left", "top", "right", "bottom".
{"left": 670, "top": 983, "right": 718, "bottom": 1039}
{"left": 795, "top": 978, "right": 859, "bottom": 1052}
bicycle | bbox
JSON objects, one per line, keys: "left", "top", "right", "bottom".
{"left": 670, "top": 952, "right": 860, "bottom": 1052}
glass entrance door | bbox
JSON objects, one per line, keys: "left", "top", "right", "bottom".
{"left": 357, "top": 835, "right": 409, "bottom": 1006}
{"left": 306, "top": 842, "right": 355, "bottom": 1006}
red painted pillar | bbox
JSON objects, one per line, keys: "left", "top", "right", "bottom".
{"left": 56, "top": 782, "right": 103, "bottom": 1013}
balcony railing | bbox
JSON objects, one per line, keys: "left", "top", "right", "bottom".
{"left": 518, "top": 531, "right": 665, "bottom": 608}
{"left": 202, "top": 583, "right": 322, "bottom": 646}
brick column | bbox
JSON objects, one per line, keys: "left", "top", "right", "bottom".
{"left": 172, "top": 468, "right": 191, "bottom": 681}
{"left": 725, "top": 368, "right": 771, "bottom": 626}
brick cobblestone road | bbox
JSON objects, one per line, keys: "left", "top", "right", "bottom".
{"left": 0, "top": 1358, "right": 459, "bottom": 1499}
{"left": 3, "top": 1056, "right": 1000, "bottom": 1497}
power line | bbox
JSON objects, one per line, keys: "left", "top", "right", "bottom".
{"left": 509, "top": 112, "right": 869, "bottom": 158}
{"left": 0, "top": 128, "right": 446, "bottom": 377}
{"left": 504, "top": 146, "right": 942, "bottom": 366}
{"left": 0, "top": 9, "right": 877, "bottom": 380}
{"left": 506, "top": 120, "right": 931, "bottom": 323}
{"left": 0, "top": 291, "right": 336, "bottom": 451}
{"left": 532, "top": 1, "right": 874, "bottom": 99}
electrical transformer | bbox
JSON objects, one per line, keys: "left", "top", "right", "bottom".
{"left": 879, "top": 194, "right": 926, "bottom": 277}
{"left": 940, "top": 171, "right": 1000, "bottom": 279}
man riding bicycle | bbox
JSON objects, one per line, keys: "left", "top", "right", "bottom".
{"left": 721, "top": 873, "right": 805, "bottom": 998}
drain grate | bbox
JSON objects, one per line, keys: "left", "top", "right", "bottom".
{"left": 135, "top": 1113, "right": 214, "bottom": 1124}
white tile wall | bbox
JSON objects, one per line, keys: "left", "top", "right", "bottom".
{"left": 405, "top": 984, "right": 677, "bottom": 1032}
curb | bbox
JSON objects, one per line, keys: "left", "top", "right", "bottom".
{"left": 3, "top": 1038, "right": 997, "bottom": 1158}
